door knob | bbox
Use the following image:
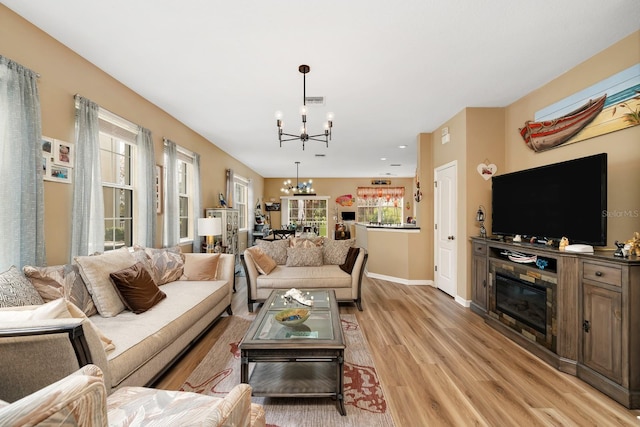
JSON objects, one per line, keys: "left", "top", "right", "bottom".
{"left": 448, "top": 235, "right": 455, "bottom": 240}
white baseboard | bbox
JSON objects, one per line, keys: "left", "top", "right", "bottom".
{"left": 455, "top": 295, "right": 471, "bottom": 307}
{"left": 366, "top": 271, "right": 434, "bottom": 287}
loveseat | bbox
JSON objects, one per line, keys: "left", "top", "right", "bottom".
{"left": 0, "top": 364, "right": 266, "bottom": 426}
{"left": 241, "top": 237, "right": 367, "bottom": 312}
{"left": 0, "top": 247, "right": 235, "bottom": 403}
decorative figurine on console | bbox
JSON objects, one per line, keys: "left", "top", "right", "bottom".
{"left": 218, "top": 193, "right": 228, "bottom": 208}
{"left": 625, "top": 231, "right": 640, "bottom": 257}
{"left": 558, "top": 237, "right": 569, "bottom": 251}
{"left": 614, "top": 241, "right": 626, "bottom": 257}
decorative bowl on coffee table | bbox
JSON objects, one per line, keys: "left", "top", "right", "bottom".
{"left": 275, "top": 308, "right": 310, "bottom": 326}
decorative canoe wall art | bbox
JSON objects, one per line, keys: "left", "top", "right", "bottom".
{"left": 520, "top": 63, "right": 640, "bottom": 152}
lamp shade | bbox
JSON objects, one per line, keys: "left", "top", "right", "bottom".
{"left": 198, "top": 217, "right": 222, "bottom": 237}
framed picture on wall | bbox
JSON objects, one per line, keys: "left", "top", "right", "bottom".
{"left": 41, "top": 136, "right": 54, "bottom": 155}
{"left": 53, "top": 140, "right": 74, "bottom": 167}
{"left": 47, "top": 162, "right": 73, "bottom": 184}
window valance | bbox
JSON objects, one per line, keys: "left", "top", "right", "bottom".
{"left": 356, "top": 187, "right": 405, "bottom": 199}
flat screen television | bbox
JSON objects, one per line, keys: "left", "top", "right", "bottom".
{"left": 341, "top": 211, "right": 356, "bottom": 221}
{"left": 491, "top": 153, "right": 607, "bottom": 246}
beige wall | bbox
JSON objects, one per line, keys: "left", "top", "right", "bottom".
{"left": 0, "top": 6, "right": 264, "bottom": 265}
{"left": 505, "top": 31, "right": 640, "bottom": 245}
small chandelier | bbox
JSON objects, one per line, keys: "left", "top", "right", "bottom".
{"left": 281, "top": 161, "right": 315, "bottom": 195}
{"left": 276, "top": 64, "right": 334, "bottom": 150}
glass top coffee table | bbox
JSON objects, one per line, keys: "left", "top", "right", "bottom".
{"left": 239, "top": 289, "right": 346, "bottom": 415}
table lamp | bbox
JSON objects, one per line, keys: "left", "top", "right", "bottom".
{"left": 198, "top": 217, "right": 222, "bottom": 253}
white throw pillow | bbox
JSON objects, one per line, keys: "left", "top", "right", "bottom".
{"left": 74, "top": 247, "right": 136, "bottom": 317}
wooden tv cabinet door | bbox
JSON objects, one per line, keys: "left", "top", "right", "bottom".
{"left": 578, "top": 258, "right": 640, "bottom": 409}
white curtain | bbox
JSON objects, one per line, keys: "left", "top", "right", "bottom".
{"left": 135, "top": 127, "right": 156, "bottom": 247}
{"left": 163, "top": 139, "right": 179, "bottom": 247}
{"left": 0, "top": 56, "right": 45, "bottom": 269}
{"left": 191, "top": 152, "right": 201, "bottom": 253}
{"left": 71, "top": 96, "right": 104, "bottom": 257}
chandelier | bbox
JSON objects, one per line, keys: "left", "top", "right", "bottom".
{"left": 276, "top": 64, "right": 334, "bottom": 150}
{"left": 281, "top": 161, "right": 315, "bottom": 195}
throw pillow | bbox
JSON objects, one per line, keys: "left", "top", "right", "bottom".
{"left": 74, "top": 247, "right": 136, "bottom": 317}
{"left": 289, "top": 236, "right": 325, "bottom": 248}
{"left": 322, "top": 239, "right": 355, "bottom": 265}
{"left": 256, "top": 239, "right": 289, "bottom": 265}
{"left": 23, "top": 264, "right": 98, "bottom": 316}
{"left": 110, "top": 262, "right": 166, "bottom": 314}
{"left": 246, "top": 247, "right": 277, "bottom": 275}
{"left": 0, "top": 266, "right": 44, "bottom": 308}
{"left": 286, "top": 246, "right": 323, "bottom": 267}
{"left": 340, "top": 247, "right": 360, "bottom": 274}
{"left": 0, "top": 298, "right": 115, "bottom": 353}
{"left": 140, "top": 246, "right": 185, "bottom": 285}
{"left": 182, "top": 253, "right": 220, "bottom": 280}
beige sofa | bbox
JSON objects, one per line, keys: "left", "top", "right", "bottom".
{"left": 241, "top": 238, "right": 367, "bottom": 312}
{"left": 0, "top": 250, "right": 235, "bottom": 403}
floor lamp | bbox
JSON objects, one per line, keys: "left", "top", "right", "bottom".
{"left": 198, "top": 217, "right": 222, "bottom": 253}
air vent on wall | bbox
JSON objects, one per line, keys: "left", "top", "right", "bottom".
{"left": 315, "top": 154, "right": 326, "bottom": 157}
{"left": 390, "top": 163, "right": 401, "bottom": 167}
{"left": 305, "top": 96, "right": 325, "bottom": 105}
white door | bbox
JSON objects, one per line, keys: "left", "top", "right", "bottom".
{"left": 434, "top": 161, "right": 457, "bottom": 297}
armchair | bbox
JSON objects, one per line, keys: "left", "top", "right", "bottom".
{"left": 0, "top": 365, "right": 266, "bottom": 427}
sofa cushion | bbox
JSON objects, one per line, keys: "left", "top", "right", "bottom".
{"left": 246, "top": 247, "right": 277, "bottom": 275}
{"left": 74, "top": 247, "right": 136, "bottom": 317}
{"left": 322, "top": 239, "right": 355, "bottom": 265}
{"left": 137, "top": 246, "right": 185, "bottom": 285}
{"left": 181, "top": 253, "right": 220, "bottom": 280}
{"left": 0, "top": 266, "right": 44, "bottom": 308}
{"left": 340, "top": 247, "right": 360, "bottom": 274}
{"left": 256, "top": 265, "right": 351, "bottom": 289}
{"left": 286, "top": 246, "right": 323, "bottom": 267}
{"left": 110, "top": 262, "right": 166, "bottom": 314}
{"left": 23, "top": 264, "right": 97, "bottom": 316}
{"left": 256, "top": 239, "right": 289, "bottom": 265}
{"left": 289, "top": 236, "right": 325, "bottom": 248}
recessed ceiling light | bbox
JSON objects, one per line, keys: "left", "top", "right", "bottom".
{"left": 398, "top": 145, "right": 407, "bottom": 149}
{"left": 380, "top": 157, "right": 387, "bottom": 161}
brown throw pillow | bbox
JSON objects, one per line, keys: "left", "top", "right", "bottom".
{"left": 247, "top": 247, "right": 277, "bottom": 275}
{"left": 182, "top": 253, "right": 220, "bottom": 280}
{"left": 109, "top": 262, "right": 166, "bottom": 314}
{"left": 340, "top": 247, "right": 360, "bottom": 274}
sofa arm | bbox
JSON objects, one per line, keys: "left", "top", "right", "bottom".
{"left": 0, "top": 318, "right": 110, "bottom": 402}
{"left": 240, "top": 251, "right": 261, "bottom": 312}
{"left": 350, "top": 248, "right": 368, "bottom": 311}
{"left": 0, "top": 364, "right": 108, "bottom": 426}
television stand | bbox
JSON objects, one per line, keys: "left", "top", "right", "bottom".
{"left": 471, "top": 237, "right": 640, "bottom": 409}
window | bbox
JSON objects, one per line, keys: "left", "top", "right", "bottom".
{"left": 99, "top": 113, "right": 137, "bottom": 252}
{"left": 234, "top": 175, "right": 248, "bottom": 230}
{"left": 356, "top": 187, "right": 405, "bottom": 225}
{"left": 281, "top": 196, "right": 329, "bottom": 237}
{"left": 167, "top": 146, "right": 196, "bottom": 242}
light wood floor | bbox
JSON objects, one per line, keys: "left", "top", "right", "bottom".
{"left": 156, "top": 275, "right": 640, "bottom": 426}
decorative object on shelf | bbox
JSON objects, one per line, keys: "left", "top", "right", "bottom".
{"left": 280, "top": 161, "right": 315, "bottom": 195}
{"left": 275, "top": 308, "right": 310, "bottom": 326}
{"left": 477, "top": 160, "right": 497, "bottom": 180}
{"left": 625, "top": 231, "right": 640, "bottom": 256}
{"left": 614, "top": 240, "right": 627, "bottom": 257}
{"left": 414, "top": 181, "right": 422, "bottom": 202}
{"left": 276, "top": 64, "right": 334, "bottom": 150}
{"left": 198, "top": 217, "right": 222, "bottom": 253}
{"left": 536, "top": 258, "right": 549, "bottom": 270}
{"left": 475, "top": 205, "right": 487, "bottom": 238}
{"left": 501, "top": 250, "right": 538, "bottom": 264}
{"left": 265, "top": 202, "right": 280, "bottom": 211}
{"left": 284, "top": 288, "right": 314, "bottom": 306}
{"left": 558, "top": 236, "right": 569, "bottom": 251}
{"left": 218, "top": 192, "right": 228, "bottom": 208}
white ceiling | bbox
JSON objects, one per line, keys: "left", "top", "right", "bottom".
{"left": 3, "top": 0, "right": 639, "bottom": 178}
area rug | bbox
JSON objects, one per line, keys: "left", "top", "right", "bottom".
{"left": 180, "top": 314, "right": 394, "bottom": 427}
